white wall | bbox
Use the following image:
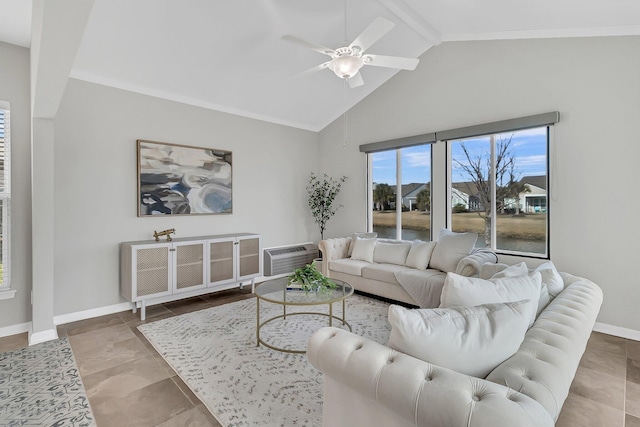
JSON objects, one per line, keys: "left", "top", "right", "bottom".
{"left": 53, "top": 79, "right": 319, "bottom": 316}
{"left": 0, "top": 42, "right": 32, "bottom": 330}
{"left": 319, "top": 36, "right": 640, "bottom": 333}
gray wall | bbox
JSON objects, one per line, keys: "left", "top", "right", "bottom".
{"left": 0, "top": 42, "right": 32, "bottom": 329}
{"left": 52, "top": 79, "right": 320, "bottom": 316}
{"left": 319, "top": 36, "right": 640, "bottom": 333}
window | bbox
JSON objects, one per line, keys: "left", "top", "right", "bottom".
{"left": 0, "top": 104, "right": 10, "bottom": 293}
{"left": 370, "top": 144, "right": 432, "bottom": 241}
{"left": 448, "top": 127, "right": 549, "bottom": 257}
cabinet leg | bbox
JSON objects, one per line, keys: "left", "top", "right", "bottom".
{"left": 132, "top": 302, "right": 137, "bottom": 314}
{"left": 141, "top": 300, "right": 146, "bottom": 321}
{"left": 251, "top": 278, "right": 255, "bottom": 293}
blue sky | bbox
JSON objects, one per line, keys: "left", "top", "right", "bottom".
{"left": 372, "top": 127, "right": 547, "bottom": 184}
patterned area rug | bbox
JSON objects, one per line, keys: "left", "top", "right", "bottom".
{"left": 0, "top": 337, "right": 95, "bottom": 426}
{"left": 138, "top": 294, "right": 391, "bottom": 426}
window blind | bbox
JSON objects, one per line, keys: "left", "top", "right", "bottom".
{"left": 359, "top": 112, "right": 559, "bottom": 153}
{"left": 0, "top": 110, "right": 5, "bottom": 191}
{"left": 359, "top": 132, "right": 436, "bottom": 153}
{"left": 436, "top": 112, "right": 559, "bottom": 141}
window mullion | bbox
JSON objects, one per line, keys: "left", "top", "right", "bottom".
{"left": 490, "top": 135, "right": 497, "bottom": 250}
{"left": 396, "top": 149, "right": 402, "bottom": 240}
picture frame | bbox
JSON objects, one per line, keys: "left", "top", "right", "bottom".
{"left": 137, "top": 139, "right": 232, "bottom": 216}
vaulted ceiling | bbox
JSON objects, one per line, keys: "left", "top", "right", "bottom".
{"left": 2, "top": 0, "right": 640, "bottom": 131}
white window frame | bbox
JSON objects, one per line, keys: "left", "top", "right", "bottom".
{"left": 367, "top": 145, "right": 433, "bottom": 241}
{"left": 0, "top": 101, "right": 14, "bottom": 299}
{"left": 446, "top": 126, "right": 551, "bottom": 258}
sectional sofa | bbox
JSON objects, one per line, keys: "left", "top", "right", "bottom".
{"left": 319, "top": 229, "right": 497, "bottom": 307}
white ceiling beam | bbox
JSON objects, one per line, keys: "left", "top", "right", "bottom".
{"left": 376, "top": 0, "right": 442, "bottom": 46}
{"left": 31, "top": 0, "right": 95, "bottom": 119}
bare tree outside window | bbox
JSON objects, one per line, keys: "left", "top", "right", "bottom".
{"left": 450, "top": 127, "right": 548, "bottom": 256}
{"left": 452, "top": 135, "right": 517, "bottom": 245}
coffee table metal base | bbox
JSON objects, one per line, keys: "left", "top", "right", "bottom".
{"left": 256, "top": 298, "right": 352, "bottom": 354}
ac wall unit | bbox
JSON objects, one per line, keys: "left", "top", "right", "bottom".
{"left": 263, "top": 243, "right": 319, "bottom": 276}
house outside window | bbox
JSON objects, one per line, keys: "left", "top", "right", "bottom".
{"left": 448, "top": 126, "right": 549, "bottom": 257}
{"left": 0, "top": 104, "right": 11, "bottom": 295}
{"left": 370, "top": 144, "right": 432, "bottom": 241}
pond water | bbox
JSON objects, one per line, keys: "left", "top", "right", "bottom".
{"left": 373, "top": 226, "right": 546, "bottom": 255}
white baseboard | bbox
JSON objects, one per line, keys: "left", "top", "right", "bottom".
{"left": 594, "top": 322, "right": 640, "bottom": 342}
{"left": 53, "top": 302, "right": 132, "bottom": 325}
{"left": 0, "top": 321, "right": 31, "bottom": 338}
{"left": 29, "top": 328, "right": 58, "bottom": 345}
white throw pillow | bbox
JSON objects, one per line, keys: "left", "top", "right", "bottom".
{"left": 490, "top": 262, "right": 550, "bottom": 315}
{"left": 490, "top": 261, "right": 529, "bottom": 278}
{"left": 535, "top": 261, "right": 564, "bottom": 297}
{"left": 428, "top": 228, "right": 477, "bottom": 273}
{"left": 388, "top": 300, "right": 533, "bottom": 378}
{"left": 440, "top": 272, "right": 542, "bottom": 326}
{"left": 373, "top": 242, "right": 412, "bottom": 266}
{"left": 347, "top": 232, "right": 377, "bottom": 257}
{"left": 479, "top": 262, "right": 509, "bottom": 280}
{"left": 404, "top": 240, "right": 437, "bottom": 270}
{"left": 350, "top": 237, "right": 376, "bottom": 263}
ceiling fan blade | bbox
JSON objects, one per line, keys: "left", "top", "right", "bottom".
{"left": 349, "top": 17, "right": 394, "bottom": 54}
{"left": 294, "top": 61, "right": 331, "bottom": 78}
{"left": 347, "top": 73, "right": 364, "bottom": 88}
{"left": 365, "top": 54, "right": 419, "bottom": 70}
{"left": 282, "top": 35, "right": 335, "bottom": 57}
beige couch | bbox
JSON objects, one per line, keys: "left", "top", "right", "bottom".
{"left": 307, "top": 273, "right": 603, "bottom": 427}
{"left": 319, "top": 234, "right": 497, "bottom": 307}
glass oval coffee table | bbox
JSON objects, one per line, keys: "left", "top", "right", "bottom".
{"left": 255, "top": 276, "right": 353, "bottom": 354}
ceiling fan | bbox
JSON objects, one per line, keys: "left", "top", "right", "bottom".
{"left": 283, "top": 17, "right": 419, "bottom": 88}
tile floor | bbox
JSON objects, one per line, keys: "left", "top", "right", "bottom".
{"left": 1, "top": 288, "right": 639, "bottom": 426}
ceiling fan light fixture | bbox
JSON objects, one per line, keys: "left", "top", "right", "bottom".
{"left": 329, "top": 55, "right": 364, "bottom": 79}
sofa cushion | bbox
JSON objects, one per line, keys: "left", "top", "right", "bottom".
{"left": 535, "top": 261, "right": 564, "bottom": 297}
{"left": 440, "top": 271, "right": 542, "bottom": 326}
{"left": 350, "top": 237, "right": 377, "bottom": 263}
{"left": 404, "top": 240, "right": 437, "bottom": 270}
{"left": 491, "top": 262, "right": 551, "bottom": 314}
{"left": 429, "top": 229, "right": 477, "bottom": 273}
{"left": 329, "top": 258, "right": 370, "bottom": 276}
{"left": 490, "top": 261, "right": 528, "bottom": 278}
{"left": 347, "top": 232, "right": 377, "bottom": 257}
{"left": 373, "top": 242, "right": 412, "bottom": 266}
{"left": 479, "top": 262, "right": 509, "bottom": 280}
{"left": 361, "top": 263, "right": 412, "bottom": 285}
{"left": 387, "top": 300, "right": 533, "bottom": 378}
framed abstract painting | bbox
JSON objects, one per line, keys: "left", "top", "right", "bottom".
{"left": 137, "top": 140, "right": 232, "bottom": 216}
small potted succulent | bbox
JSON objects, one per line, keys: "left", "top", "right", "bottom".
{"left": 288, "top": 262, "right": 338, "bottom": 293}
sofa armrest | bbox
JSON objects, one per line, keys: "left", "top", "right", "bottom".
{"left": 455, "top": 249, "right": 499, "bottom": 277}
{"left": 307, "top": 327, "right": 554, "bottom": 427}
{"left": 486, "top": 276, "right": 603, "bottom": 420}
{"left": 318, "top": 237, "right": 351, "bottom": 276}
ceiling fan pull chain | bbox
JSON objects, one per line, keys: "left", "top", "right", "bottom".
{"left": 343, "top": 78, "right": 349, "bottom": 149}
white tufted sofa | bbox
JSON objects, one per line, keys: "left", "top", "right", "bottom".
{"left": 319, "top": 236, "right": 497, "bottom": 307}
{"left": 307, "top": 273, "right": 603, "bottom": 427}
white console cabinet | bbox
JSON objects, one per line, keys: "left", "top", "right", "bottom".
{"left": 121, "top": 233, "right": 261, "bottom": 320}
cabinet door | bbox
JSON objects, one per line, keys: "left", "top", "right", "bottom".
{"left": 237, "top": 235, "right": 261, "bottom": 280}
{"left": 209, "top": 238, "right": 236, "bottom": 285}
{"left": 133, "top": 244, "right": 172, "bottom": 299}
{"left": 174, "top": 240, "right": 207, "bottom": 292}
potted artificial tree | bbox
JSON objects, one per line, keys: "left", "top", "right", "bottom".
{"left": 306, "top": 173, "right": 347, "bottom": 269}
